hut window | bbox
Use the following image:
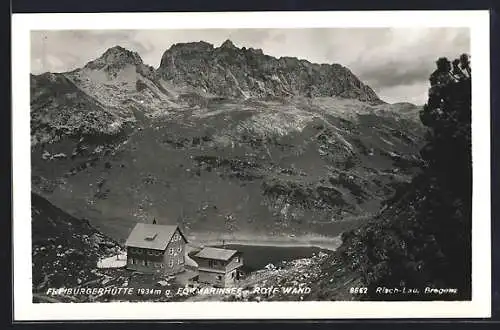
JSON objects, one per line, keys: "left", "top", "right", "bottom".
{"left": 235, "top": 256, "right": 240, "bottom": 263}
{"left": 169, "top": 248, "right": 174, "bottom": 255}
{"left": 177, "top": 246, "right": 182, "bottom": 252}
{"left": 169, "top": 260, "right": 174, "bottom": 268}
{"left": 173, "top": 233, "right": 179, "bottom": 241}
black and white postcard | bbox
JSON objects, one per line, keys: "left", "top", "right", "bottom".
{"left": 12, "top": 10, "right": 491, "bottom": 320}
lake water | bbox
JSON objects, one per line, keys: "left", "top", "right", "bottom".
{"left": 191, "top": 244, "right": 326, "bottom": 273}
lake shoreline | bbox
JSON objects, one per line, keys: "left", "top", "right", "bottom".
{"left": 185, "top": 233, "right": 342, "bottom": 252}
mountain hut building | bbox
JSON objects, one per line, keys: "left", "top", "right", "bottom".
{"left": 191, "top": 247, "right": 244, "bottom": 287}
{"left": 125, "top": 223, "right": 187, "bottom": 275}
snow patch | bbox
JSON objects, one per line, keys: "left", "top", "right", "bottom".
{"left": 97, "top": 253, "right": 127, "bottom": 269}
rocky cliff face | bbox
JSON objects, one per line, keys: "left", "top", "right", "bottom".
{"left": 157, "top": 40, "right": 382, "bottom": 102}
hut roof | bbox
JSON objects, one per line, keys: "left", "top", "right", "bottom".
{"left": 125, "top": 223, "right": 186, "bottom": 250}
{"left": 194, "top": 247, "right": 238, "bottom": 261}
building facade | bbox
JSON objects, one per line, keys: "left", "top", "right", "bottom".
{"left": 125, "top": 223, "right": 187, "bottom": 275}
{"left": 192, "top": 247, "right": 244, "bottom": 287}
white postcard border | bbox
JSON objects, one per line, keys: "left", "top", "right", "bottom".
{"left": 12, "top": 10, "right": 491, "bottom": 320}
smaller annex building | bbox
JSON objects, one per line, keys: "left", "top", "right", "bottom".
{"left": 192, "top": 247, "right": 243, "bottom": 287}
{"left": 125, "top": 223, "right": 187, "bottom": 275}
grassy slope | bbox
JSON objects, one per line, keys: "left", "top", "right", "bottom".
{"left": 31, "top": 95, "right": 425, "bottom": 243}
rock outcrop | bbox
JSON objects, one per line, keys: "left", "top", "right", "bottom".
{"left": 157, "top": 40, "right": 382, "bottom": 102}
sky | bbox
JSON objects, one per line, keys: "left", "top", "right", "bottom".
{"left": 31, "top": 28, "right": 470, "bottom": 104}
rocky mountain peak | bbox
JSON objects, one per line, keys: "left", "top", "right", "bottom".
{"left": 157, "top": 41, "right": 382, "bottom": 103}
{"left": 84, "top": 45, "right": 144, "bottom": 71}
{"left": 158, "top": 41, "right": 214, "bottom": 70}
{"left": 167, "top": 41, "right": 214, "bottom": 54}
{"left": 219, "top": 39, "right": 237, "bottom": 50}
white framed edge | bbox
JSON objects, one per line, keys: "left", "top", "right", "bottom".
{"left": 11, "top": 10, "right": 491, "bottom": 320}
